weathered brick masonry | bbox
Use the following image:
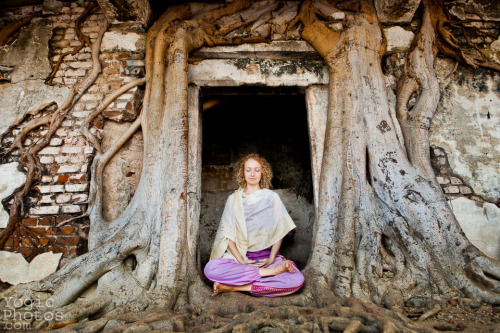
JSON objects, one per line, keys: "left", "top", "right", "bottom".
{"left": 0, "top": 0, "right": 145, "bottom": 263}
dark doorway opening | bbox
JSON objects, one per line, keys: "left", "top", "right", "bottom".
{"left": 199, "top": 87, "right": 314, "bottom": 271}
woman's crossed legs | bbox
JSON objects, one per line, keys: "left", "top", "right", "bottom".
{"left": 204, "top": 256, "right": 304, "bottom": 297}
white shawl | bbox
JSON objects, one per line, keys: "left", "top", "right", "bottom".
{"left": 209, "top": 188, "right": 296, "bottom": 261}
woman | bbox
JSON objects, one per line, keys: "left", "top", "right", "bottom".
{"left": 204, "top": 153, "right": 304, "bottom": 297}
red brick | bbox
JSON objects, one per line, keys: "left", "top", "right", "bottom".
{"left": 56, "top": 215, "right": 72, "bottom": 224}
{"left": 31, "top": 227, "right": 56, "bottom": 236}
{"left": 56, "top": 175, "right": 69, "bottom": 183}
{"left": 50, "top": 165, "right": 61, "bottom": 173}
{"left": 5, "top": 237, "right": 19, "bottom": 248}
{"left": 22, "top": 218, "right": 38, "bottom": 227}
{"left": 58, "top": 226, "right": 76, "bottom": 235}
{"left": 38, "top": 217, "right": 54, "bottom": 226}
{"left": 16, "top": 247, "right": 36, "bottom": 258}
{"left": 39, "top": 237, "right": 51, "bottom": 246}
{"left": 55, "top": 236, "right": 81, "bottom": 246}
{"left": 103, "top": 67, "right": 120, "bottom": 75}
{"left": 59, "top": 258, "right": 71, "bottom": 268}
{"left": 51, "top": 246, "right": 68, "bottom": 256}
{"left": 92, "top": 118, "right": 103, "bottom": 129}
{"left": 21, "top": 238, "right": 34, "bottom": 246}
{"left": 68, "top": 246, "right": 78, "bottom": 256}
{"left": 117, "top": 52, "right": 132, "bottom": 59}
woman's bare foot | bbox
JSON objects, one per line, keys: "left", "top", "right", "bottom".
{"left": 276, "top": 260, "right": 295, "bottom": 274}
{"left": 212, "top": 282, "right": 223, "bottom": 296}
{"left": 259, "top": 260, "right": 295, "bottom": 277}
{"left": 212, "top": 282, "right": 233, "bottom": 296}
{"left": 212, "top": 282, "right": 252, "bottom": 296}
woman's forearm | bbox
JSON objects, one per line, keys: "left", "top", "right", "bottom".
{"left": 228, "top": 240, "right": 244, "bottom": 263}
{"left": 269, "top": 239, "right": 282, "bottom": 262}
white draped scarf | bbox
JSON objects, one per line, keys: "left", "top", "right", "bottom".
{"left": 209, "top": 188, "right": 296, "bottom": 261}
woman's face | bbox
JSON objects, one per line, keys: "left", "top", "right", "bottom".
{"left": 244, "top": 158, "right": 262, "bottom": 188}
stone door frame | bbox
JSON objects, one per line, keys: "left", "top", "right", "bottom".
{"left": 185, "top": 41, "right": 329, "bottom": 247}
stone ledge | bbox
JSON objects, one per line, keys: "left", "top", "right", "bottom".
{"left": 192, "top": 41, "right": 321, "bottom": 60}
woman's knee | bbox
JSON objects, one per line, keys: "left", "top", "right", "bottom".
{"left": 290, "top": 267, "right": 305, "bottom": 288}
{"left": 204, "top": 260, "right": 218, "bottom": 280}
{"left": 204, "top": 258, "right": 230, "bottom": 281}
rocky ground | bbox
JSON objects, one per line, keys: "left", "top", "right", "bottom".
{"left": 405, "top": 297, "right": 500, "bottom": 333}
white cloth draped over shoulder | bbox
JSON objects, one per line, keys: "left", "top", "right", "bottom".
{"left": 210, "top": 188, "right": 296, "bottom": 262}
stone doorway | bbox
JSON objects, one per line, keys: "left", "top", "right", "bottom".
{"left": 198, "top": 87, "right": 315, "bottom": 269}
{"left": 184, "top": 41, "right": 329, "bottom": 273}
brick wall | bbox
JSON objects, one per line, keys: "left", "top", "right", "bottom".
{"left": 431, "top": 147, "right": 477, "bottom": 200}
{"left": 0, "top": 0, "right": 145, "bottom": 263}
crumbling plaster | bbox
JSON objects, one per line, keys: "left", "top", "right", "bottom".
{"left": 0, "top": 250, "right": 62, "bottom": 285}
{"left": 0, "top": 19, "right": 71, "bottom": 135}
{"left": 450, "top": 197, "right": 500, "bottom": 260}
{"left": 431, "top": 58, "right": 500, "bottom": 202}
{"left": 0, "top": 163, "right": 26, "bottom": 228}
{"left": 101, "top": 29, "right": 145, "bottom": 53}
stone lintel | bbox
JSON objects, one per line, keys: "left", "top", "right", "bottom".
{"left": 189, "top": 58, "right": 328, "bottom": 87}
{"left": 191, "top": 41, "right": 322, "bottom": 60}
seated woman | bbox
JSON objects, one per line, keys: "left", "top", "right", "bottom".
{"left": 204, "top": 153, "right": 304, "bottom": 297}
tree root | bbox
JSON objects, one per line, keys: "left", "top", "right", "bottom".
{"left": 396, "top": 0, "right": 440, "bottom": 183}
{"left": 0, "top": 230, "right": 148, "bottom": 329}
{"left": 0, "top": 15, "right": 35, "bottom": 46}
{"left": 36, "top": 301, "right": 438, "bottom": 333}
{"left": 0, "top": 102, "right": 57, "bottom": 142}
{"left": 419, "top": 304, "right": 441, "bottom": 322}
{"left": 45, "top": 1, "right": 98, "bottom": 85}
{"left": 80, "top": 77, "right": 146, "bottom": 152}
{"left": 431, "top": 0, "right": 500, "bottom": 72}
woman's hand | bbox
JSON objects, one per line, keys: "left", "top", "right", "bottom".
{"left": 264, "top": 257, "right": 275, "bottom": 268}
{"left": 241, "top": 259, "right": 267, "bottom": 267}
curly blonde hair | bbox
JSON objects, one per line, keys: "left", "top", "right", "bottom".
{"left": 235, "top": 153, "right": 273, "bottom": 189}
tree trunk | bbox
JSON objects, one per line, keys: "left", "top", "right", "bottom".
{"left": 305, "top": 2, "right": 500, "bottom": 306}
{"left": 1, "top": 0, "right": 499, "bottom": 330}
